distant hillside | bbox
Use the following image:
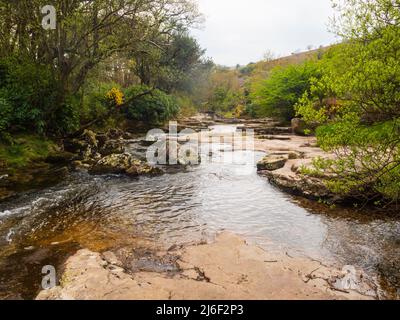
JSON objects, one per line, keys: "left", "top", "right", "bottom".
{"left": 239, "top": 46, "right": 332, "bottom": 80}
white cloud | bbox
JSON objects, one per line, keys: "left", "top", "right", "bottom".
{"left": 191, "top": 0, "right": 338, "bottom": 66}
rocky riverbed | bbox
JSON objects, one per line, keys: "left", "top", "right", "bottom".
{"left": 1, "top": 116, "right": 399, "bottom": 300}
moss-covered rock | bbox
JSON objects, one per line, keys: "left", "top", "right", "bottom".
{"left": 89, "top": 153, "right": 163, "bottom": 177}
{"left": 98, "top": 140, "right": 124, "bottom": 156}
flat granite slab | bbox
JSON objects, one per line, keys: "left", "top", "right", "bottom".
{"left": 37, "top": 233, "right": 374, "bottom": 300}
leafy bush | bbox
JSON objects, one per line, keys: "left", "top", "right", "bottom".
{"left": 81, "top": 82, "right": 123, "bottom": 123}
{"left": 0, "top": 56, "right": 78, "bottom": 135}
{"left": 0, "top": 95, "right": 12, "bottom": 133}
{"left": 295, "top": 0, "right": 400, "bottom": 205}
{"left": 124, "top": 85, "right": 179, "bottom": 124}
{"left": 176, "top": 94, "right": 197, "bottom": 118}
{"left": 251, "top": 61, "right": 320, "bottom": 121}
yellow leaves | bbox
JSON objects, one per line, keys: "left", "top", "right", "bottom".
{"left": 234, "top": 105, "right": 245, "bottom": 118}
{"left": 105, "top": 88, "right": 124, "bottom": 107}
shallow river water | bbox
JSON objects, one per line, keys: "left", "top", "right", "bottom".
{"left": 0, "top": 125, "right": 399, "bottom": 299}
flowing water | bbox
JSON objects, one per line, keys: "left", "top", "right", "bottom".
{"left": 0, "top": 125, "right": 399, "bottom": 299}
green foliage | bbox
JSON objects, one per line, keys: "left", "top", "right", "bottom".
{"left": 159, "top": 33, "right": 206, "bottom": 92}
{"left": 304, "top": 119, "right": 400, "bottom": 202}
{"left": 295, "top": 0, "right": 400, "bottom": 205}
{"left": 0, "top": 135, "right": 56, "bottom": 168}
{"left": 0, "top": 0, "right": 203, "bottom": 139}
{"left": 124, "top": 85, "right": 179, "bottom": 124}
{"left": 208, "top": 87, "right": 242, "bottom": 114}
{"left": 0, "top": 56, "right": 79, "bottom": 135}
{"left": 0, "top": 96, "right": 12, "bottom": 133}
{"left": 175, "top": 94, "right": 198, "bottom": 118}
{"left": 251, "top": 61, "right": 320, "bottom": 121}
{"left": 202, "top": 67, "right": 245, "bottom": 116}
{"left": 81, "top": 82, "right": 122, "bottom": 123}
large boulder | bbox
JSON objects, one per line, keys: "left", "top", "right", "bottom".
{"left": 106, "top": 128, "right": 124, "bottom": 140}
{"left": 64, "top": 139, "right": 88, "bottom": 154}
{"left": 64, "top": 130, "right": 99, "bottom": 160}
{"left": 152, "top": 141, "right": 202, "bottom": 166}
{"left": 65, "top": 130, "right": 125, "bottom": 163}
{"left": 98, "top": 140, "right": 125, "bottom": 156}
{"left": 261, "top": 170, "right": 335, "bottom": 201}
{"left": 89, "top": 153, "right": 163, "bottom": 177}
{"left": 257, "top": 155, "right": 288, "bottom": 171}
{"left": 81, "top": 129, "right": 98, "bottom": 148}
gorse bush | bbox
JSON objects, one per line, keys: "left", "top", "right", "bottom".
{"left": 105, "top": 88, "right": 124, "bottom": 107}
{"left": 80, "top": 82, "right": 123, "bottom": 124}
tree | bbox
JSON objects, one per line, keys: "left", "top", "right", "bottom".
{"left": 132, "top": 31, "right": 206, "bottom": 92}
{"left": 203, "top": 67, "right": 244, "bottom": 116}
{"left": 296, "top": 0, "right": 400, "bottom": 205}
{"left": 124, "top": 85, "right": 179, "bottom": 124}
{"left": 251, "top": 61, "right": 320, "bottom": 121}
{"left": 0, "top": 0, "right": 202, "bottom": 135}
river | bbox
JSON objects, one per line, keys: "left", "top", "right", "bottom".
{"left": 0, "top": 125, "right": 399, "bottom": 299}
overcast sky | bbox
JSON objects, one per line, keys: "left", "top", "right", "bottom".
{"left": 191, "top": 0, "right": 338, "bottom": 66}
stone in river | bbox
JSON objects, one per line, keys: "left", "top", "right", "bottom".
{"left": 257, "top": 155, "right": 288, "bottom": 171}
{"left": 89, "top": 153, "right": 163, "bottom": 176}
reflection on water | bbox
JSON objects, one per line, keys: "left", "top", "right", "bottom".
{"left": 0, "top": 125, "right": 399, "bottom": 299}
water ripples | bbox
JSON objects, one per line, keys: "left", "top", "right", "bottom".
{"left": 0, "top": 126, "right": 399, "bottom": 298}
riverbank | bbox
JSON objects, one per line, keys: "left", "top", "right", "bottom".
{"left": 253, "top": 135, "right": 337, "bottom": 201}
{"left": 36, "top": 232, "right": 374, "bottom": 300}
{"left": 0, "top": 135, "right": 69, "bottom": 202}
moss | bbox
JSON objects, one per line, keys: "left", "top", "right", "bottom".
{"left": 0, "top": 134, "right": 58, "bottom": 171}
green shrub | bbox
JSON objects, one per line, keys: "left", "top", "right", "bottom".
{"left": 81, "top": 82, "right": 122, "bottom": 123}
{"left": 251, "top": 61, "right": 321, "bottom": 121}
{"left": 124, "top": 85, "right": 179, "bottom": 124}
{"left": 0, "top": 56, "right": 79, "bottom": 135}
{"left": 0, "top": 95, "right": 12, "bottom": 133}
{"left": 176, "top": 94, "right": 197, "bottom": 118}
{"left": 0, "top": 135, "right": 57, "bottom": 168}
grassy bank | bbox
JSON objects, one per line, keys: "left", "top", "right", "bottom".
{"left": 0, "top": 135, "right": 58, "bottom": 173}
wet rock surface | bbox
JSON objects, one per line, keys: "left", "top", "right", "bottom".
{"left": 257, "top": 155, "right": 288, "bottom": 171}
{"left": 89, "top": 153, "right": 163, "bottom": 176}
{"left": 63, "top": 129, "right": 166, "bottom": 177}
{"left": 3, "top": 117, "right": 396, "bottom": 299}
{"left": 0, "top": 164, "right": 69, "bottom": 202}
{"left": 36, "top": 233, "right": 375, "bottom": 300}
{"left": 253, "top": 133, "right": 339, "bottom": 202}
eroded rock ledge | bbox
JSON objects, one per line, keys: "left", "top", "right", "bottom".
{"left": 36, "top": 233, "right": 374, "bottom": 300}
{"left": 254, "top": 135, "right": 340, "bottom": 201}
